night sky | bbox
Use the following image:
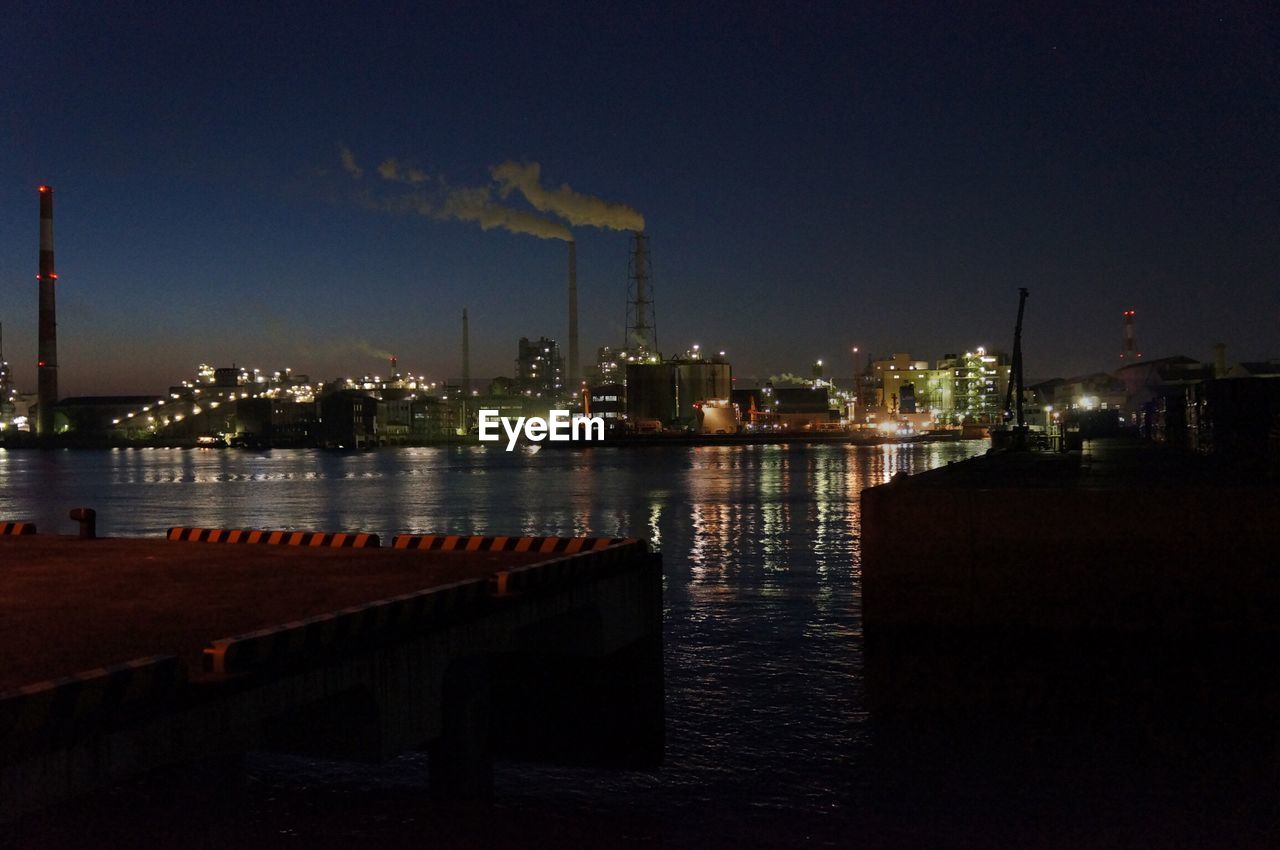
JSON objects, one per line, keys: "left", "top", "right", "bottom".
{"left": 1, "top": 2, "right": 1276, "bottom": 395}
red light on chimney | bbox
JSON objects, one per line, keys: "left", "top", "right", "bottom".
{"left": 37, "top": 361, "right": 45, "bottom": 367}
{"left": 38, "top": 185, "right": 49, "bottom": 193}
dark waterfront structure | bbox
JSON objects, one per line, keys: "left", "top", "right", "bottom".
{"left": 624, "top": 362, "right": 676, "bottom": 423}
{"left": 317, "top": 390, "right": 377, "bottom": 448}
{"left": 0, "top": 530, "right": 663, "bottom": 820}
{"left": 863, "top": 438, "right": 1280, "bottom": 636}
{"left": 54, "top": 397, "right": 155, "bottom": 437}
{"left": 620, "top": 355, "right": 732, "bottom": 429}
{"left": 36, "top": 186, "right": 58, "bottom": 439}
{"left": 861, "top": 438, "right": 1280, "bottom": 832}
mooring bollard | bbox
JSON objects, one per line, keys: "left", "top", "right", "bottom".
{"left": 69, "top": 507, "right": 97, "bottom": 539}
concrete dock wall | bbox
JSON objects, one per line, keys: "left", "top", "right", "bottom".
{"left": 0, "top": 539, "right": 663, "bottom": 820}
{"left": 862, "top": 482, "right": 1280, "bottom": 634}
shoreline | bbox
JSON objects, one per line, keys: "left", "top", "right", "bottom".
{"left": 0, "top": 431, "right": 973, "bottom": 451}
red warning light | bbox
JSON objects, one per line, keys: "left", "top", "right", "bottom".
{"left": 38, "top": 185, "right": 49, "bottom": 193}
{"left": 37, "top": 361, "right": 45, "bottom": 367}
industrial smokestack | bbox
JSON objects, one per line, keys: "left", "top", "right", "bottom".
{"left": 37, "top": 185, "right": 58, "bottom": 438}
{"left": 1214, "top": 342, "right": 1227, "bottom": 378}
{"left": 390, "top": 355, "right": 398, "bottom": 376}
{"left": 1120, "top": 309, "right": 1140, "bottom": 360}
{"left": 568, "top": 241, "right": 579, "bottom": 387}
{"left": 462, "top": 308, "right": 471, "bottom": 396}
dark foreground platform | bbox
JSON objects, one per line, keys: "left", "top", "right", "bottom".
{"left": 0, "top": 530, "right": 663, "bottom": 820}
{"left": 862, "top": 437, "right": 1280, "bottom": 634}
{"left": 859, "top": 438, "right": 1280, "bottom": 837}
{"left": 0, "top": 537, "right": 553, "bottom": 691}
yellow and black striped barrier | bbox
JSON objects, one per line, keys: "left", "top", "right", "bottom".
{"left": 0, "top": 655, "right": 183, "bottom": 758}
{"left": 0, "top": 521, "right": 35, "bottom": 535}
{"left": 490, "top": 539, "right": 646, "bottom": 595}
{"left": 391, "top": 534, "right": 627, "bottom": 553}
{"left": 202, "top": 579, "right": 487, "bottom": 675}
{"left": 167, "top": 527, "right": 380, "bottom": 548}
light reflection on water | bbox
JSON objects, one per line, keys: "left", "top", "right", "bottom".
{"left": 0, "top": 441, "right": 985, "bottom": 823}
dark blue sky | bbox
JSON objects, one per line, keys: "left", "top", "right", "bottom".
{"left": 2, "top": 2, "right": 1276, "bottom": 394}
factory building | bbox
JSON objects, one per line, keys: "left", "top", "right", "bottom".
{"left": 941, "top": 348, "right": 1011, "bottom": 423}
{"left": 1051, "top": 373, "right": 1128, "bottom": 413}
{"left": 620, "top": 350, "right": 733, "bottom": 429}
{"left": 589, "top": 383, "right": 625, "bottom": 420}
{"left": 55, "top": 397, "right": 155, "bottom": 441}
{"left": 377, "top": 398, "right": 413, "bottom": 444}
{"left": 870, "top": 353, "right": 930, "bottom": 412}
{"left": 593, "top": 346, "right": 624, "bottom": 385}
{"left": 0, "top": 326, "right": 18, "bottom": 432}
{"left": 319, "top": 391, "right": 377, "bottom": 449}
{"left": 515, "top": 337, "right": 564, "bottom": 398}
{"left": 732, "top": 385, "right": 834, "bottom": 430}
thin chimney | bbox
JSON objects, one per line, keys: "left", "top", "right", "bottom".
{"left": 568, "top": 241, "right": 579, "bottom": 387}
{"left": 1120, "top": 309, "right": 1140, "bottom": 360}
{"left": 462, "top": 308, "right": 471, "bottom": 396}
{"left": 37, "top": 185, "right": 58, "bottom": 438}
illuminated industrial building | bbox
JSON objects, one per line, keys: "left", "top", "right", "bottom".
{"left": 869, "top": 353, "right": 930, "bottom": 412}
{"left": 942, "top": 348, "right": 1011, "bottom": 422}
{"left": 732, "top": 385, "right": 833, "bottom": 430}
{"left": 622, "top": 349, "right": 732, "bottom": 429}
{"left": 515, "top": 336, "right": 564, "bottom": 398}
{"left": 0, "top": 324, "right": 17, "bottom": 431}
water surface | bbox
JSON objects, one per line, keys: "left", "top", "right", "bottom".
{"left": 3, "top": 442, "right": 991, "bottom": 845}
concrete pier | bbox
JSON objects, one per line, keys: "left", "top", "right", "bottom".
{"left": 859, "top": 438, "right": 1280, "bottom": 766}
{"left": 861, "top": 438, "right": 1280, "bottom": 636}
{"left": 0, "top": 531, "right": 663, "bottom": 820}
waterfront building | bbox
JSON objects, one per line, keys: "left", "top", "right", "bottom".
{"left": 942, "top": 348, "right": 1011, "bottom": 423}
{"left": 1052, "top": 373, "right": 1127, "bottom": 412}
{"left": 870, "top": 353, "right": 930, "bottom": 413}
{"left": 515, "top": 337, "right": 564, "bottom": 398}
{"left": 1114, "top": 355, "right": 1211, "bottom": 423}
{"left": 589, "top": 383, "right": 625, "bottom": 420}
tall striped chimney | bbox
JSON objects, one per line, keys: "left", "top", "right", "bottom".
{"left": 567, "top": 241, "right": 579, "bottom": 388}
{"left": 37, "top": 185, "right": 58, "bottom": 438}
{"left": 1120, "top": 309, "right": 1139, "bottom": 360}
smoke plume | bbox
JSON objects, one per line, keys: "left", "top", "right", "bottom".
{"left": 351, "top": 339, "right": 395, "bottom": 361}
{"left": 338, "top": 143, "right": 364, "bottom": 179}
{"left": 490, "top": 161, "right": 644, "bottom": 231}
{"left": 438, "top": 185, "right": 572, "bottom": 240}
{"left": 340, "top": 148, "right": 640, "bottom": 242}
{"left": 377, "top": 158, "right": 429, "bottom": 184}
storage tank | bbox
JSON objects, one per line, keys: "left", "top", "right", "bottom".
{"left": 624, "top": 363, "right": 676, "bottom": 423}
{"left": 674, "top": 361, "right": 732, "bottom": 424}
